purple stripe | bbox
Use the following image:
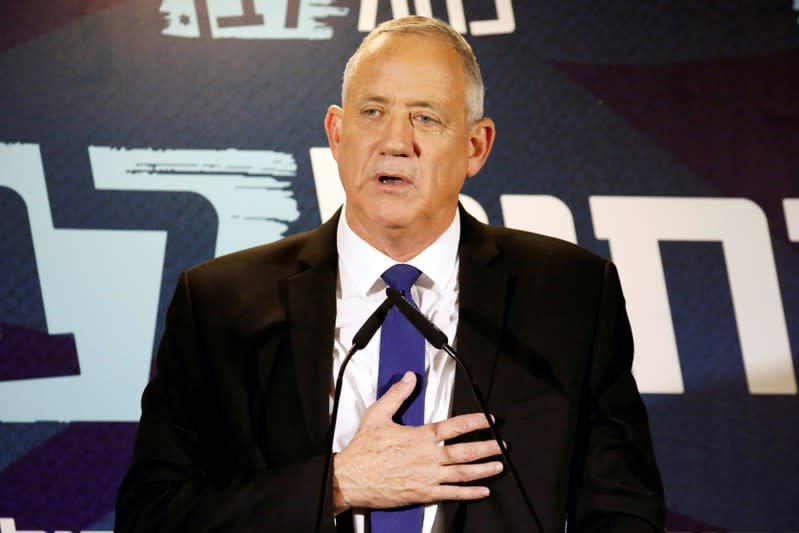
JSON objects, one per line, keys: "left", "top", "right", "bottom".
{"left": 667, "top": 510, "right": 728, "bottom": 532}
{"left": 0, "top": 0, "right": 130, "bottom": 53}
{"left": 0, "top": 422, "right": 137, "bottom": 531}
{"left": 0, "top": 322, "right": 80, "bottom": 381}
{"left": 552, "top": 51, "right": 799, "bottom": 242}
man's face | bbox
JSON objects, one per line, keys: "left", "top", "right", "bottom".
{"left": 325, "top": 33, "right": 494, "bottom": 253}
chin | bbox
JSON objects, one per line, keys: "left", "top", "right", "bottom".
{"left": 375, "top": 214, "right": 416, "bottom": 231}
{"left": 368, "top": 203, "right": 419, "bottom": 228}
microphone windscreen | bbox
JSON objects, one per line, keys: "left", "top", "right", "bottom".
{"left": 385, "top": 287, "right": 449, "bottom": 349}
{"left": 352, "top": 297, "right": 393, "bottom": 348}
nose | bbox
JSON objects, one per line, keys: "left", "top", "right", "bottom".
{"left": 378, "top": 112, "right": 418, "bottom": 157}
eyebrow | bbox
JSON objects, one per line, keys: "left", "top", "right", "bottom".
{"left": 407, "top": 100, "right": 439, "bottom": 111}
{"left": 362, "top": 95, "right": 442, "bottom": 112}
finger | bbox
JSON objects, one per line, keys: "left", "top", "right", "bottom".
{"left": 442, "top": 440, "right": 502, "bottom": 465}
{"left": 433, "top": 412, "right": 492, "bottom": 441}
{"left": 364, "top": 371, "right": 417, "bottom": 422}
{"left": 440, "top": 461, "right": 504, "bottom": 484}
{"left": 428, "top": 484, "right": 491, "bottom": 502}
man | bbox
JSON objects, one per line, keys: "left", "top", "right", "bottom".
{"left": 116, "top": 16, "right": 665, "bottom": 533}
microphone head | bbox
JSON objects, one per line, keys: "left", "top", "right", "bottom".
{"left": 352, "top": 297, "right": 393, "bottom": 349}
{"left": 385, "top": 286, "right": 449, "bottom": 349}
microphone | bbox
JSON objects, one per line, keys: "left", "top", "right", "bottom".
{"left": 385, "top": 286, "right": 543, "bottom": 533}
{"left": 316, "top": 297, "right": 394, "bottom": 532}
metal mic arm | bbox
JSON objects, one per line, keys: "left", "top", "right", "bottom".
{"left": 385, "top": 287, "right": 543, "bottom": 533}
{"left": 315, "top": 297, "right": 393, "bottom": 532}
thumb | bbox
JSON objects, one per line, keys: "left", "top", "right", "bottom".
{"left": 366, "top": 371, "right": 417, "bottom": 423}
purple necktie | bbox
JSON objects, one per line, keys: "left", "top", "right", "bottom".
{"left": 371, "top": 264, "right": 425, "bottom": 533}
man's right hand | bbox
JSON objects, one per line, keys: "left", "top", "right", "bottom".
{"left": 332, "top": 371, "right": 504, "bottom": 514}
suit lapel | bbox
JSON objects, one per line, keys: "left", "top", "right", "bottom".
{"left": 285, "top": 212, "right": 340, "bottom": 448}
{"left": 445, "top": 209, "right": 511, "bottom": 530}
{"left": 450, "top": 208, "right": 509, "bottom": 416}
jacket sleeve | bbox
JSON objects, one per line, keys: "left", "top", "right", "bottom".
{"left": 569, "top": 262, "right": 666, "bottom": 532}
{"left": 115, "top": 270, "right": 337, "bottom": 533}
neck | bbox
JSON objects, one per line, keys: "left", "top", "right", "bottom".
{"left": 344, "top": 208, "right": 456, "bottom": 262}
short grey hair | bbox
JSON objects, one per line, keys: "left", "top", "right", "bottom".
{"left": 341, "top": 16, "right": 485, "bottom": 124}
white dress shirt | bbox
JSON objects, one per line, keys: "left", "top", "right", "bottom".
{"left": 331, "top": 209, "right": 461, "bottom": 533}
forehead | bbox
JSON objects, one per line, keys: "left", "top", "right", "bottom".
{"left": 346, "top": 33, "right": 466, "bottom": 106}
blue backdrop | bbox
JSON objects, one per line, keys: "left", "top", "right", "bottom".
{"left": 1, "top": 1, "right": 798, "bottom": 531}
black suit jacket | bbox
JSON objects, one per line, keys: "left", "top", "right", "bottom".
{"left": 116, "top": 208, "right": 665, "bottom": 532}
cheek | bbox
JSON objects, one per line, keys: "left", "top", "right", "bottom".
{"left": 428, "top": 147, "right": 468, "bottom": 179}
{"left": 337, "top": 141, "right": 362, "bottom": 170}
{"left": 341, "top": 137, "right": 374, "bottom": 165}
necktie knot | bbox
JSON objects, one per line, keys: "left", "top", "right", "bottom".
{"left": 381, "top": 264, "right": 422, "bottom": 294}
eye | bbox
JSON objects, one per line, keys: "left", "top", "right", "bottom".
{"left": 363, "top": 108, "right": 382, "bottom": 118}
{"left": 413, "top": 113, "right": 441, "bottom": 131}
{"left": 413, "top": 113, "right": 440, "bottom": 126}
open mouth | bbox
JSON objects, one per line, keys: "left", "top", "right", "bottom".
{"left": 378, "top": 175, "right": 406, "bottom": 184}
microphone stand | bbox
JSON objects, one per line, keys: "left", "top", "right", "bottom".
{"left": 385, "top": 287, "right": 543, "bottom": 533}
{"left": 315, "top": 298, "right": 393, "bottom": 532}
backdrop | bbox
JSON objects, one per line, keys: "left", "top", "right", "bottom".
{"left": 1, "top": 1, "right": 798, "bottom": 531}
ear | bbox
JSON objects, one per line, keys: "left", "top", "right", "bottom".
{"left": 466, "top": 117, "right": 496, "bottom": 177}
{"left": 324, "top": 105, "right": 344, "bottom": 161}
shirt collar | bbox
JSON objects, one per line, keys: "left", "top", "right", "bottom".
{"left": 337, "top": 208, "right": 461, "bottom": 298}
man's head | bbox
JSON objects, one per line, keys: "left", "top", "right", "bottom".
{"left": 342, "top": 17, "right": 485, "bottom": 125}
{"left": 325, "top": 16, "right": 495, "bottom": 261}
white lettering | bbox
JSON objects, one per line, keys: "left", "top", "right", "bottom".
{"left": 499, "top": 194, "right": 577, "bottom": 243}
{"left": 357, "top": 0, "right": 513, "bottom": 35}
{"left": 161, "top": 0, "right": 348, "bottom": 40}
{"left": 445, "top": 0, "right": 467, "bottom": 33}
{"left": 358, "top": 0, "right": 431, "bottom": 31}
{"left": 591, "top": 196, "right": 796, "bottom": 395}
{"left": 3, "top": 139, "right": 796, "bottom": 428}
{"left": 0, "top": 517, "right": 45, "bottom": 533}
{"left": 0, "top": 518, "right": 111, "bottom": 533}
{"left": 0, "top": 144, "right": 302, "bottom": 422}
{"left": 160, "top": 0, "right": 201, "bottom": 38}
{"left": 784, "top": 198, "right": 799, "bottom": 241}
{"left": 89, "top": 146, "right": 300, "bottom": 256}
{"left": 358, "top": 0, "right": 389, "bottom": 32}
{"left": 0, "top": 144, "right": 166, "bottom": 422}
{"left": 457, "top": 195, "right": 488, "bottom": 224}
{"left": 309, "top": 146, "right": 344, "bottom": 223}
{"left": 161, "top": 0, "right": 517, "bottom": 38}
{"left": 469, "top": 0, "right": 515, "bottom": 36}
